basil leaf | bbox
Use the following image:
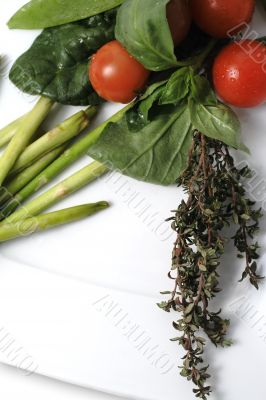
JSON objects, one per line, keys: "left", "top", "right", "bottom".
{"left": 190, "top": 74, "right": 218, "bottom": 105}
{"left": 88, "top": 105, "right": 194, "bottom": 185}
{"left": 9, "top": 11, "right": 116, "bottom": 106}
{"left": 189, "top": 99, "right": 248, "bottom": 152}
{"left": 8, "top": 0, "right": 124, "bottom": 29}
{"left": 139, "top": 68, "right": 192, "bottom": 121}
{"left": 87, "top": 65, "right": 247, "bottom": 186}
{"left": 159, "top": 68, "right": 191, "bottom": 105}
{"left": 138, "top": 81, "right": 168, "bottom": 123}
{"left": 188, "top": 72, "right": 248, "bottom": 151}
{"left": 115, "top": 0, "right": 178, "bottom": 71}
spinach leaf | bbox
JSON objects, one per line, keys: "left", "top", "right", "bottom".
{"left": 9, "top": 11, "right": 116, "bottom": 106}
{"left": 115, "top": 0, "right": 178, "bottom": 71}
{"left": 8, "top": 0, "right": 124, "bottom": 29}
{"left": 88, "top": 104, "right": 194, "bottom": 185}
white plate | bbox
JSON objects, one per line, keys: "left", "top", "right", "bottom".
{"left": 0, "top": 2, "right": 266, "bottom": 399}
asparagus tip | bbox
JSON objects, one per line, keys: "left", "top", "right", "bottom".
{"left": 96, "top": 201, "right": 110, "bottom": 209}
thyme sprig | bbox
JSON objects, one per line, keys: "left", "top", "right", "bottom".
{"left": 225, "top": 149, "right": 264, "bottom": 288}
{"left": 159, "top": 132, "right": 263, "bottom": 399}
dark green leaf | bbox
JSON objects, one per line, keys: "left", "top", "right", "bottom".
{"left": 9, "top": 11, "right": 116, "bottom": 105}
{"left": 190, "top": 74, "right": 217, "bottom": 106}
{"left": 159, "top": 68, "right": 191, "bottom": 105}
{"left": 8, "top": 0, "right": 124, "bottom": 29}
{"left": 189, "top": 99, "right": 248, "bottom": 152}
{"left": 115, "top": 0, "right": 178, "bottom": 71}
{"left": 138, "top": 81, "right": 168, "bottom": 123}
{"left": 88, "top": 104, "right": 194, "bottom": 185}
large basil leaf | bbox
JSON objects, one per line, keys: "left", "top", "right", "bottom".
{"left": 189, "top": 100, "right": 248, "bottom": 152}
{"left": 88, "top": 68, "right": 247, "bottom": 186}
{"left": 188, "top": 72, "right": 247, "bottom": 151}
{"left": 88, "top": 105, "right": 194, "bottom": 185}
{"left": 9, "top": 11, "right": 116, "bottom": 106}
{"left": 8, "top": 0, "right": 124, "bottom": 29}
{"left": 115, "top": 0, "right": 178, "bottom": 71}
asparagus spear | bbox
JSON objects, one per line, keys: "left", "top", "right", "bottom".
{"left": 9, "top": 106, "right": 98, "bottom": 176}
{"left": 0, "top": 144, "right": 66, "bottom": 207}
{"left": 0, "top": 103, "right": 130, "bottom": 219}
{"left": 0, "top": 97, "right": 54, "bottom": 185}
{"left": 1, "top": 104, "right": 131, "bottom": 220}
{"left": 0, "top": 202, "right": 109, "bottom": 242}
{"left": 0, "top": 115, "right": 26, "bottom": 148}
{"left": 2, "top": 161, "right": 109, "bottom": 223}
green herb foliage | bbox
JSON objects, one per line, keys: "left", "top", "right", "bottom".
{"left": 8, "top": 0, "right": 124, "bottom": 29}
{"left": 115, "top": 0, "right": 179, "bottom": 71}
{"left": 158, "top": 133, "right": 263, "bottom": 398}
{"left": 9, "top": 10, "right": 117, "bottom": 106}
{"left": 88, "top": 68, "right": 246, "bottom": 185}
{"left": 89, "top": 104, "right": 194, "bottom": 185}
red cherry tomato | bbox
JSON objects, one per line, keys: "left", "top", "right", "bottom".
{"left": 167, "top": 0, "right": 191, "bottom": 46}
{"left": 89, "top": 40, "right": 150, "bottom": 104}
{"left": 213, "top": 40, "right": 266, "bottom": 108}
{"left": 190, "top": 0, "right": 255, "bottom": 39}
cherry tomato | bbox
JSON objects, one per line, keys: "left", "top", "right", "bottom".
{"left": 167, "top": 0, "right": 191, "bottom": 46}
{"left": 89, "top": 40, "right": 150, "bottom": 104}
{"left": 213, "top": 40, "right": 266, "bottom": 108}
{"left": 190, "top": 0, "right": 255, "bottom": 39}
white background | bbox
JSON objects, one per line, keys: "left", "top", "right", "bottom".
{"left": 0, "top": 363, "right": 121, "bottom": 400}
{"left": 1, "top": 2, "right": 266, "bottom": 400}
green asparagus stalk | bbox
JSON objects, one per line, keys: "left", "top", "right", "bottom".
{"left": 0, "top": 97, "right": 54, "bottom": 186}
{"left": 0, "top": 144, "right": 67, "bottom": 207}
{"left": 0, "top": 103, "right": 131, "bottom": 216}
{"left": 2, "top": 161, "right": 109, "bottom": 223}
{"left": 0, "top": 202, "right": 109, "bottom": 242}
{"left": 0, "top": 115, "right": 26, "bottom": 148}
{"left": 9, "top": 106, "right": 98, "bottom": 176}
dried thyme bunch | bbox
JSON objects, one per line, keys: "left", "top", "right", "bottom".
{"left": 159, "top": 132, "right": 263, "bottom": 399}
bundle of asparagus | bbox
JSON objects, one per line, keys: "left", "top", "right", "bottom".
{"left": 0, "top": 96, "right": 120, "bottom": 241}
